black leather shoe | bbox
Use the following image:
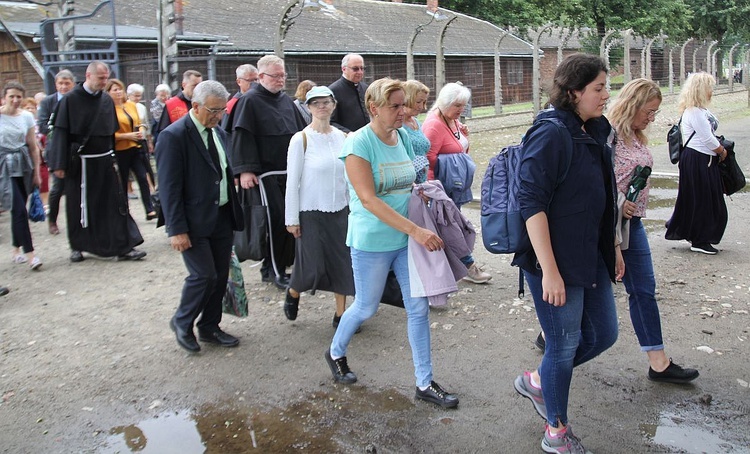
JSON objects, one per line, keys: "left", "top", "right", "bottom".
{"left": 0, "top": 286, "right": 9, "bottom": 297}
{"left": 70, "top": 250, "right": 84, "bottom": 263}
{"left": 273, "top": 274, "right": 290, "bottom": 290}
{"left": 648, "top": 359, "right": 699, "bottom": 384}
{"left": 117, "top": 248, "right": 147, "bottom": 261}
{"left": 324, "top": 349, "right": 357, "bottom": 384}
{"left": 415, "top": 381, "right": 459, "bottom": 408}
{"left": 198, "top": 328, "right": 239, "bottom": 347}
{"left": 284, "top": 288, "right": 299, "bottom": 320}
{"left": 146, "top": 212, "right": 158, "bottom": 221}
{"left": 170, "top": 318, "right": 200, "bottom": 353}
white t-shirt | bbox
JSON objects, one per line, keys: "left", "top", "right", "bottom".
{"left": 680, "top": 107, "right": 720, "bottom": 156}
{"left": 0, "top": 110, "right": 35, "bottom": 151}
{"left": 285, "top": 126, "right": 349, "bottom": 225}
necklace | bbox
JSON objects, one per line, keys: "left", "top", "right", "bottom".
{"left": 439, "top": 109, "right": 460, "bottom": 140}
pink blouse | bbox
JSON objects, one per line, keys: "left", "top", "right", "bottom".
{"left": 614, "top": 136, "right": 653, "bottom": 218}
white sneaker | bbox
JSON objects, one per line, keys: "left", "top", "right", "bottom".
{"left": 463, "top": 263, "right": 492, "bottom": 284}
{"left": 29, "top": 256, "right": 42, "bottom": 271}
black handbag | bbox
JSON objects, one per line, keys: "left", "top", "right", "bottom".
{"left": 379, "top": 270, "right": 404, "bottom": 308}
{"left": 233, "top": 186, "right": 268, "bottom": 262}
{"left": 716, "top": 136, "right": 746, "bottom": 196}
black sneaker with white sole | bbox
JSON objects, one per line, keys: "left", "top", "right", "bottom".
{"left": 690, "top": 243, "right": 718, "bottom": 255}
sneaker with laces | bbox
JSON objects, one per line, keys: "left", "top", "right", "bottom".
{"left": 11, "top": 254, "right": 27, "bottom": 264}
{"left": 415, "top": 380, "right": 459, "bottom": 408}
{"left": 324, "top": 349, "right": 357, "bottom": 384}
{"left": 462, "top": 263, "right": 492, "bottom": 284}
{"left": 648, "top": 358, "right": 699, "bottom": 384}
{"left": 514, "top": 371, "right": 547, "bottom": 420}
{"left": 542, "top": 424, "right": 590, "bottom": 454}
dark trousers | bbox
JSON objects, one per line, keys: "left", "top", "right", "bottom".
{"left": 47, "top": 174, "right": 64, "bottom": 223}
{"left": 174, "top": 204, "right": 233, "bottom": 333}
{"left": 115, "top": 148, "right": 153, "bottom": 215}
{"left": 10, "top": 177, "right": 34, "bottom": 253}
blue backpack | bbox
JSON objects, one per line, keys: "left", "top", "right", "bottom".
{"left": 480, "top": 118, "right": 572, "bottom": 295}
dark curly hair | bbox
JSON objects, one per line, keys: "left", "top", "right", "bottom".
{"left": 548, "top": 53, "right": 608, "bottom": 112}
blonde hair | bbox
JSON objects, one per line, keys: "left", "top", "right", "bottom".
{"left": 678, "top": 72, "right": 715, "bottom": 114}
{"left": 294, "top": 80, "right": 317, "bottom": 101}
{"left": 104, "top": 78, "right": 125, "bottom": 93}
{"left": 402, "top": 80, "right": 430, "bottom": 109}
{"left": 607, "top": 78, "right": 662, "bottom": 146}
{"left": 365, "top": 78, "right": 403, "bottom": 115}
{"left": 257, "top": 55, "right": 284, "bottom": 73}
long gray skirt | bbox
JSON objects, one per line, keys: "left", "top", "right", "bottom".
{"left": 289, "top": 208, "right": 355, "bottom": 296}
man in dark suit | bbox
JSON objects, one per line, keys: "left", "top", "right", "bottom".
{"left": 37, "top": 69, "right": 75, "bottom": 235}
{"left": 155, "top": 80, "right": 244, "bottom": 353}
{"left": 329, "top": 53, "right": 369, "bottom": 133}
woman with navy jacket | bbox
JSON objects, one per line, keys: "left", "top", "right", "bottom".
{"left": 512, "top": 54, "right": 624, "bottom": 454}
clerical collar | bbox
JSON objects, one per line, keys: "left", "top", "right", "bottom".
{"left": 82, "top": 83, "right": 98, "bottom": 95}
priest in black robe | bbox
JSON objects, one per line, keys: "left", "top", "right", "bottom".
{"left": 46, "top": 61, "right": 146, "bottom": 262}
{"left": 230, "top": 55, "right": 305, "bottom": 289}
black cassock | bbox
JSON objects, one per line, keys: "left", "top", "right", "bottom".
{"left": 47, "top": 84, "right": 143, "bottom": 257}
{"left": 228, "top": 84, "right": 306, "bottom": 275}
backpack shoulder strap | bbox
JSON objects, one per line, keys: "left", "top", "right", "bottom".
{"left": 301, "top": 130, "right": 307, "bottom": 153}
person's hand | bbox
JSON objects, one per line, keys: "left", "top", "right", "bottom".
{"left": 718, "top": 148, "right": 727, "bottom": 162}
{"left": 459, "top": 123, "right": 469, "bottom": 136}
{"left": 615, "top": 245, "right": 625, "bottom": 281}
{"left": 411, "top": 226, "right": 444, "bottom": 252}
{"left": 170, "top": 233, "right": 192, "bottom": 252}
{"left": 240, "top": 172, "right": 258, "bottom": 189}
{"left": 622, "top": 200, "right": 637, "bottom": 220}
{"left": 286, "top": 225, "right": 301, "bottom": 238}
{"left": 541, "top": 271, "right": 566, "bottom": 307}
{"left": 33, "top": 170, "right": 42, "bottom": 188}
{"left": 54, "top": 170, "right": 65, "bottom": 179}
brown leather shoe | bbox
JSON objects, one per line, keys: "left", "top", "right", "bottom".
{"left": 48, "top": 222, "right": 59, "bottom": 235}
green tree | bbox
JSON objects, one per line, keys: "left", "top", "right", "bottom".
{"left": 685, "top": 0, "right": 750, "bottom": 41}
{"left": 400, "top": 0, "right": 548, "bottom": 29}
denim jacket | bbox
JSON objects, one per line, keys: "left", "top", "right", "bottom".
{"left": 512, "top": 108, "right": 617, "bottom": 287}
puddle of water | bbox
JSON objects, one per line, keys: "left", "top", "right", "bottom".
{"left": 641, "top": 411, "right": 750, "bottom": 454}
{"left": 99, "top": 388, "right": 414, "bottom": 453}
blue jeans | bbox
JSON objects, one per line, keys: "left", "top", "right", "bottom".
{"left": 330, "top": 246, "right": 433, "bottom": 387}
{"left": 621, "top": 218, "right": 663, "bottom": 351}
{"left": 524, "top": 254, "right": 618, "bottom": 427}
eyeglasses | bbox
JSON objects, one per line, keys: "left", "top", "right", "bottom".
{"left": 202, "top": 105, "right": 227, "bottom": 115}
{"left": 643, "top": 108, "right": 660, "bottom": 119}
{"left": 261, "top": 72, "right": 287, "bottom": 80}
{"left": 239, "top": 77, "right": 258, "bottom": 83}
{"left": 308, "top": 99, "right": 334, "bottom": 108}
{"left": 347, "top": 66, "right": 365, "bottom": 72}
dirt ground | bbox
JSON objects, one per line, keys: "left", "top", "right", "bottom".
{"left": 1, "top": 91, "right": 749, "bottom": 453}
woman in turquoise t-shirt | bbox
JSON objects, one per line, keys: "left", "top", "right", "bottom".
{"left": 324, "top": 78, "right": 459, "bottom": 408}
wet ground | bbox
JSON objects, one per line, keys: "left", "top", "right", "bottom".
{"left": 1, "top": 92, "right": 749, "bottom": 454}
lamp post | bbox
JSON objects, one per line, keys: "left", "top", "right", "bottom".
{"left": 693, "top": 41, "right": 706, "bottom": 73}
{"left": 435, "top": 14, "right": 457, "bottom": 94}
{"left": 275, "top": 0, "right": 323, "bottom": 59}
{"left": 407, "top": 9, "right": 443, "bottom": 81}
{"left": 728, "top": 43, "right": 741, "bottom": 92}
{"left": 622, "top": 29, "right": 633, "bottom": 84}
{"left": 494, "top": 30, "right": 509, "bottom": 114}
{"left": 680, "top": 37, "right": 693, "bottom": 85}
{"left": 705, "top": 40, "right": 718, "bottom": 75}
{"left": 532, "top": 24, "right": 553, "bottom": 114}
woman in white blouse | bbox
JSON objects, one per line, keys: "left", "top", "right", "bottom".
{"left": 665, "top": 73, "right": 728, "bottom": 255}
{"left": 284, "top": 86, "right": 355, "bottom": 327}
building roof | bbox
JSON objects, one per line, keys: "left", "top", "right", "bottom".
{"left": 535, "top": 27, "right": 647, "bottom": 51}
{"left": 1, "top": 0, "right": 532, "bottom": 57}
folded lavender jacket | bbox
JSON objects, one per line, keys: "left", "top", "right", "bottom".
{"left": 407, "top": 180, "right": 475, "bottom": 306}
